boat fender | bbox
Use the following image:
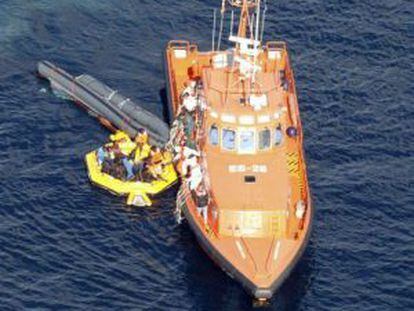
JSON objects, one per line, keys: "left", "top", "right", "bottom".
{"left": 174, "top": 204, "right": 184, "bottom": 224}
{"left": 288, "top": 94, "right": 298, "bottom": 127}
{"left": 295, "top": 200, "right": 306, "bottom": 219}
{"left": 286, "top": 126, "right": 298, "bottom": 138}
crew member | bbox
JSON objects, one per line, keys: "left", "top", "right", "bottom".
{"left": 183, "top": 93, "right": 197, "bottom": 112}
{"left": 188, "top": 162, "right": 203, "bottom": 191}
{"left": 191, "top": 183, "right": 209, "bottom": 224}
{"left": 181, "top": 80, "right": 197, "bottom": 98}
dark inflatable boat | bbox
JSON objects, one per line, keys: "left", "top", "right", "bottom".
{"left": 37, "top": 61, "right": 169, "bottom": 147}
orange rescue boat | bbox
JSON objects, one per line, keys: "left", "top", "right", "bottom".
{"left": 165, "top": 0, "right": 313, "bottom": 301}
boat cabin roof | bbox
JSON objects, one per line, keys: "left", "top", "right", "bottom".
{"left": 202, "top": 63, "right": 286, "bottom": 130}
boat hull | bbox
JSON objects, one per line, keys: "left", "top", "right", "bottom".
{"left": 181, "top": 199, "right": 313, "bottom": 299}
{"left": 164, "top": 40, "right": 314, "bottom": 300}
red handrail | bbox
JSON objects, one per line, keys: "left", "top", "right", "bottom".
{"left": 167, "top": 40, "right": 190, "bottom": 51}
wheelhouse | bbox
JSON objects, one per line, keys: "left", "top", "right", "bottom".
{"left": 208, "top": 122, "right": 284, "bottom": 154}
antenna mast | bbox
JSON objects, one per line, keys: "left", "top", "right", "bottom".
{"left": 217, "top": 0, "right": 226, "bottom": 51}
{"left": 212, "top": 9, "right": 217, "bottom": 51}
{"left": 225, "top": 1, "right": 264, "bottom": 86}
{"left": 224, "top": 0, "right": 259, "bottom": 39}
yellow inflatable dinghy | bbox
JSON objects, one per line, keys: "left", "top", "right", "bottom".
{"left": 85, "top": 133, "right": 178, "bottom": 207}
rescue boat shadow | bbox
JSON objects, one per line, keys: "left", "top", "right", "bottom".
{"left": 159, "top": 88, "right": 171, "bottom": 124}
{"left": 180, "top": 229, "right": 315, "bottom": 310}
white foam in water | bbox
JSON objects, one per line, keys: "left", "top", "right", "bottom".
{"left": 51, "top": 84, "right": 71, "bottom": 100}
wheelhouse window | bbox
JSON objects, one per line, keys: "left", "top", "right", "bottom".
{"left": 209, "top": 125, "right": 219, "bottom": 146}
{"left": 274, "top": 125, "right": 283, "bottom": 146}
{"left": 258, "top": 128, "right": 271, "bottom": 150}
{"left": 238, "top": 129, "right": 255, "bottom": 154}
{"left": 222, "top": 128, "right": 236, "bottom": 150}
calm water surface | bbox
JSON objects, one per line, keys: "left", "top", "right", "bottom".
{"left": 0, "top": 0, "right": 413, "bottom": 310}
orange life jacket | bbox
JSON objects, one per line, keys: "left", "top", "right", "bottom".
{"left": 135, "top": 133, "right": 149, "bottom": 145}
{"left": 150, "top": 152, "right": 163, "bottom": 165}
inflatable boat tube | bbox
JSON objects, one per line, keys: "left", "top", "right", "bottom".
{"left": 37, "top": 61, "right": 170, "bottom": 147}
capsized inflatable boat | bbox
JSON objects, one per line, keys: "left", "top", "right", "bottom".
{"left": 85, "top": 132, "right": 178, "bottom": 206}
{"left": 37, "top": 61, "right": 170, "bottom": 147}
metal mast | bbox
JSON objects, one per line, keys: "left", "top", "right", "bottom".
{"left": 237, "top": 0, "right": 251, "bottom": 38}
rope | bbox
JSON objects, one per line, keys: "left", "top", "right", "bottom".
{"left": 106, "top": 90, "right": 117, "bottom": 101}
{"left": 255, "top": 0, "right": 261, "bottom": 43}
{"left": 212, "top": 9, "right": 217, "bottom": 52}
{"left": 252, "top": 0, "right": 261, "bottom": 84}
{"left": 260, "top": 0, "right": 268, "bottom": 42}
{"left": 230, "top": 10, "right": 234, "bottom": 36}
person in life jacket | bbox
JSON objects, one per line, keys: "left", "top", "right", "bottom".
{"left": 134, "top": 128, "right": 148, "bottom": 146}
{"left": 109, "top": 130, "right": 129, "bottom": 142}
{"left": 116, "top": 136, "right": 137, "bottom": 180}
{"left": 97, "top": 139, "right": 127, "bottom": 163}
{"left": 145, "top": 146, "right": 166, "bottom": 181}
{"left": 121, "top": 129, "right": 151, "bottom": 180}
{"left": 132, "top": 129, "right": 150, "bottom": 164}
{"left": 96, "top": 131, "right": 138, "bottom": 180}
{"left": 96, "top": 141, "right": 127, "bottom": 179}
{"left": 161, "top": 148, "right": 173, "bottom": 167}
{"left": 97, "top": 142, "right": 118, "bottom": 167}
{"left": 97, "top": 144, "right": 112, "bottom": 166}
{"left": 117, "top": 136, "right": 136, "bottom": 157}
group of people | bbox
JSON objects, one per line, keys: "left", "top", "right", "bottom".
{"left": 96, "top": 129, "right": 171, "bottom": 183}
{"left": 170, "top": 79, "right": 211, "bottom": 225}
{"left": 96, "top": 79, "right": 211, "bottom": 224}
{"left": 173, "top": 145, "right": 209, "bottom": 225}
{"left": 176, "top": 79, "right": 207, "bottom": 149}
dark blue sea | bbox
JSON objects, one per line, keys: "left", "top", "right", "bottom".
{"left": 0, "top": 0, "right": 413, "bottom": 310}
